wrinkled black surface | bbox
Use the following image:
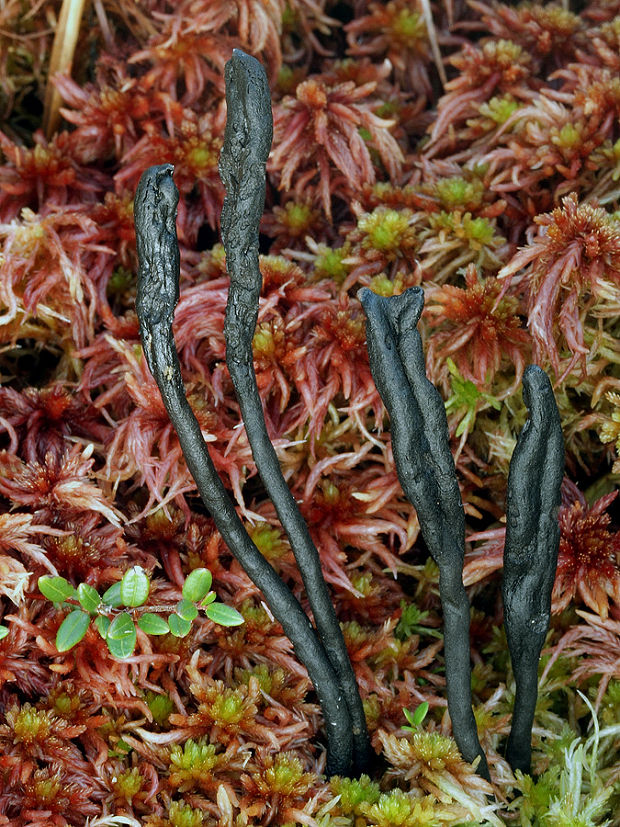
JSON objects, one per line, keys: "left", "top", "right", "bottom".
{"left": 134, "top": 164, "right": 179, "bottom": 330}
{"left": 134, "top": 163, "right": 354, "bottom": 777}
{"left": 359, "top": 286, "right": 490, "bottom": 779}
{"left": 503, "top": 365, "right": 564, "bottom": 774}
{"left": 219, "top": 50, "right": 373, "bottom": 775}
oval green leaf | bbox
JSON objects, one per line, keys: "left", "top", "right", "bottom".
{"left": 182, "top": 568, "right": 212, "bottom": 602}
{"left": 175, "top": 599, "right": 198, "bottom": 622}
{"left": 106, "top": 627, "right": 137, "bottom": 659}
{"left": 120, "top": 566, "right": 150, "bottom": 607}
{"left": 77, "top": 583, "right": 100, "bottom": 615}
{"left": 138, "top": 613, "right": 170, "bottom": 635}
{"left": 200, "top": 591, "right": 216, "bottom": 607}
{"left": 94, "top": 615, "right": 111, "bottom": 638}
{"left": 168, "top": 613, "right": 191, "bottom": 637}
{"left": 56, "top": 610, "right": 90, "bottom": 652}
{"left": 205, "top": 602, "right": 244, "bottom": 627}
{"left": 38, "top": 575, "right": 75, "bottom": 604}
{"left": 412, "top": 701, "right": 429, "bottom": 727}
{"left": 102, "top": 581, "right": 123, "bottom": 607}
{"left": 0, "top": 625, "right": 9, "bottom": 641}
{"left": 107, "top": 611, "right": 135, "bottom": 640}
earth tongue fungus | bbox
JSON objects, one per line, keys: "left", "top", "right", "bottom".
{"left": 135, "top": 49, "right": 564, "bottom": 781}
{"left": 359, "top": 287, "right": 564, "bottom": 779}
{"left": 135, "top": 50, "right": 372, "bottom": 779}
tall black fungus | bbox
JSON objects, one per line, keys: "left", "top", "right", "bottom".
{"left": 219, "top": 50, "right": 373, "bottom": 774}
{"left": 503, "top": 365, "right": 564, "bottom": 774}
{"left": 134, "top": 163, "right": 355, "bottom": 777}
{"left": 135, "top": 47, "right": 565, "bottom": 787}
{"left": 358, "top": 286, "right": 490, "bottom": 780}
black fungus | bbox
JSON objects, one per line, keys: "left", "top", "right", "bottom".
{"left": 359, "top": 285, "right": 490, "bottom": 780}
{"left": 220, "top": 49, "right": 373, "bottom": 775}
{"left": 503, "top": 365, "right": 564, "bottom": 774}
{"left": 134, "top": 160, "right": 354, "bottom": 777}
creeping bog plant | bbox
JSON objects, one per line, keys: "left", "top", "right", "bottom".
{"left": 37, "top": 566, "right": 243, "bottom": 658}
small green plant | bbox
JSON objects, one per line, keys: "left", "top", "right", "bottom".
{"left": 395, "top": 601, "right": 442, "bottom": 641}
{"left": 38, "top": 566, "right": 243, "bottom": 659}
{"left": 403, "top": 702, "right": 430, "bottom": 732}
{"left": 444, "top": 358, "right": 501, "bottom": 439}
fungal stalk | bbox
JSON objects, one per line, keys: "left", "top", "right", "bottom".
{"left": 359, "top": 286, "right": 490, "bottom": 780}
{"left": 219, "top": 49, "right": 372, "bottom": 774}
{"left": 134, "top": 162, "right": 354, "bottom": 777}
{"left": 503, "top": 365, "right": 564, "bottom": 774}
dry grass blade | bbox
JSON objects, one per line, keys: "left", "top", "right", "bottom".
{"left": 420, "top": 0, "right": 447, "bottom": 88}
{"left": 43, "top": 0, "right": 87, "bottom": 138}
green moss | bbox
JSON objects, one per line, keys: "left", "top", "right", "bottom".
{"left": 113, "top": 767, "right": 144, "bottom": 801}
{"left": 329, "top": 774, "right": 381, "bottom": 816}
{"left": 107, "top": 266, "right": 133, "bottom": 296}
{"left": 264, "top": 753, "right": 306, "bottom": 794}
{"left": 478, "top": 94, "right": 519, "bottom": 124}
{"left": 248, "top": 522, "right": 289, "bottom": 561}
{"left": 434, "top": 177, "right": 484, "bottom": 211}
{"left": 167, "top": 800, "right": 204, "bottom": 827}
{"left": 235, "top": 663, "right": 279, "bottom": 694}
{"left": 552, "top": 122, "right": 582, "bottom": 151}
{"left": 145, "top": 690, "right": 174, "bottom": 726}
{"left": 359, "top": 207, "right": 414, "bottom": 253}
{"left": 211, "top": 688, "right": 246, "bottom": 723}
{"left": 391, "top": 8, "right": 425, "bottom": 42}
{"left": 369, "top": 273, "right": 397, "bottom": 296}
{"left": 395, "top": 602, "right": 442, "bottom": 641}
{"left": 361, "top": 789, "right": 442, "bottom": 827}
{"left": 313, "top": 244, "right": 350, "bottom": 283}
{"left": 239, "top": 599, "right": 273, "bottom": 628}
{"left": 350, "top": 571, "right": 373, "bottom": 596}
{"left": 12, "top": 704, "right": 52, "bottom": 743}
{"left": 169, "top": 738, "right": 219, "bottom": 789}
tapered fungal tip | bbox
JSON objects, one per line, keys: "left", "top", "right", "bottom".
{"left": 392, "top": 286, "right": 424, "bottom": 329}
{"left": 227, "top": 48, "right": 265, "bottom": 78}
{"left": 357, "top": 286, "right": 372, "bottom": 308}
{"left": 358, "top": 284, "right": 424, "bottom": 310}
{"left": 135, "top": 164, "right": 178, "bottom": 219}
{"left": 137, "top": 163, "right": 174, "bottom": 188}
{"left": 521, "top": 364, "right": 554, "bottom": 413}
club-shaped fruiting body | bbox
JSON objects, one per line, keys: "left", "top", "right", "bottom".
{"left": 359, "top": 285, "right": 490, "bottom": 780}
{"left": 220, "top": 48, "right": 373, "bottom": 775}
{"left": 503, "top": 365, "right": 564, "bottom": 774}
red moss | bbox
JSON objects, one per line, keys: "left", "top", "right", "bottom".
{"left": 117, "top": 108, "right": 226, "bottom": 237}
{"left": 497, "top": 193, "right": 620, "bottom": 379}
{"left": 345, "top": 0, "right": 434, "bottom": 97}
{"left": 2, "top": 0, "right": 620, "bottom": 818}
{"left": 269, "top": 72, "right": 403, "bottom": 219}
{"left": 0, "top": 385, "right": 108, "bottom": 464}
{"left": 469, "top": 1, "right": 584, "bottom": 68}
{"left": 555, "top": 485, "right": 620, "bottom": 620}
{"left": 0, "top": 131, "right": 108, "bottom": 218}
{"left": 427, "top": 39, "right": 535, "bottom": 153}
{"left": 0, "top": 445, "right": 120, "bottom": 527}
{"left": 424, "top": 264, "right": 530, "bottom": 396}
{"left": 465, "top": 480, "right": 620, "bottom": 622}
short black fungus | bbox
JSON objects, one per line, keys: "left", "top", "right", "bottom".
{"left": 359, "top": 286, "right": 490, "bottom": 780}
{"left": 503, "top": 365, "right": 564, "bottom": 774}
